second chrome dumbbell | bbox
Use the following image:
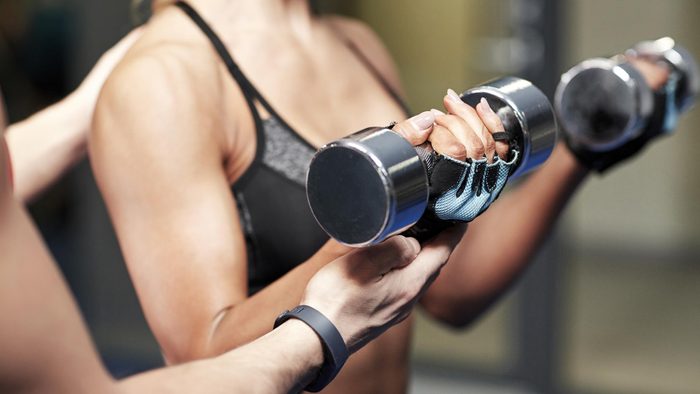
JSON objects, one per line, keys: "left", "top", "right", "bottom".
{"left": 555, "top": 37, "right": 698, "bottom": 153}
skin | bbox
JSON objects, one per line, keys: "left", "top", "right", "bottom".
{"left": 1, "top": 96, "right": 466, "bottom": 393}
{"left": 5, "top": 30, "right": 142, "bottom": 202}
{"left": 90, "top": 1, "right": 673, "bottom": 393}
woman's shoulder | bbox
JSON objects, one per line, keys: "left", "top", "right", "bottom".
{"left": 98, "top": 25, "right": 224, "bottom": 125}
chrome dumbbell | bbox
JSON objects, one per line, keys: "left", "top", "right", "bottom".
{"left": 555, "top": 37, "right": 698, "bottom": 153}
{"left": 306, "top": 77, "right": 557, "bottom": 247}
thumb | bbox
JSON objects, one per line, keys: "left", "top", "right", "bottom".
{"left": 392, "top": 111, "right": 435, "bottom": 146}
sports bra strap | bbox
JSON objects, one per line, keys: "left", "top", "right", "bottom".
{"left": 333, "top": 32, "right": 412, "bottom": 116}
{"left": 174, "top": 1, "right": 283, "bottom": 120}
{"left": 174, "top": 1, "right": 268, "bottom": 189}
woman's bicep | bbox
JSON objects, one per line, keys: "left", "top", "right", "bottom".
{"left": 89, "top": 61, "right": 248, "bottom": 360}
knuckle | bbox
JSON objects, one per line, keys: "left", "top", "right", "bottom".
{"left": 485, "top": 139, "right": 496, "bottom": 153}
{"left": 399, "top": 248, "right": 414, "bottom": 264}
{"left": 472, "top": 143, "right": 485, "bottom": 158}
{"left": 444, "top": 143, "right": 467, "bottom": 160}
{"left": 388, "top": 236, "right": 413, "bottom": 260}
{"left": 439, "top": 114, "right": 457, "bottom": 128}
{"left": 497, "top": 143, "right": 510, "bottom": 157}
{"left": 462, "top": 105, "right": 479, "bottom": 119}
{"left": 401, "top": 288, "right": 417, "bottom": 304}
{"left": 392, "top": 122, "right": 408, "bottom": 136}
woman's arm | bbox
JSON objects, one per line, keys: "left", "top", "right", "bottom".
{"left": 89, "top": 47, "right": 358, "bottom": 363}
{"left": 90, "top": 33, "right": 465, "bottom": 364}
{"left": 421, "top": 145, "right": 588, "bottom": 327}
{"left": 420, "top": 58, "right": 672, "bottom": 328}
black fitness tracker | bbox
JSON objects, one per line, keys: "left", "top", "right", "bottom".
{"left": 273, "top": 305, "right": 349, "bottom": 392}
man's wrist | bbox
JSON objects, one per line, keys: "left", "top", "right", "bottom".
{"left": 274, "top": 305, "right": 350, "bottom": 392}
{"left": 275, "top": 319, "right": 325, "bottom": 371}
{"left": 302, "top": 301, "right": 349, "bottom": 345}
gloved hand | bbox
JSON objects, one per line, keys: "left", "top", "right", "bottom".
{"left": 564, "top": 60, "right": 677, "bottom": 173}
{"left": 393, "top": 93, "right": 518, "bottom": 241}
{"left": 418, "top": 143, "right": 518, "bottom": 222}
{"left": 558, "top": 37, "right": 698, "bottom": 174}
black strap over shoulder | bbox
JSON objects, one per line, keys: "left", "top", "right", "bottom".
{"left": 174, "top": 2, "right": 257, "bottom": 98}
{"left": 173, "top": 0, "right": 271, "bottom": 189}
{"left": 174, "top": 1, "right": 284, "bottom": 121}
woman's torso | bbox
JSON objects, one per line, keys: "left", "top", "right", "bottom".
{"left": 132, "top": 3, "right": 414, "bottom": 393}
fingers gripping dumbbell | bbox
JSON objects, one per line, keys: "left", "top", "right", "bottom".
{"left": 306, "top": 77, "right": 558, "bottom": 247}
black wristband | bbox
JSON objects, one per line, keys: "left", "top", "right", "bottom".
{"left": 273, "top": 305, "right": 349, "bottom": 392}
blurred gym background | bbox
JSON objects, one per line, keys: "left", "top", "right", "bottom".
{"left": 1, "top": 0, "right": 698, "bottom": 393}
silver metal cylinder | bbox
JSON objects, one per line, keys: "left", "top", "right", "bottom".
{"left": 306, "top": 127, "right": 428, "bottom": 247}
{"left": 555, "top": 58, "right": 654, "bottom": 151}
{"left": 461, "top": 77, "right": 557, "bottom": 178}
{"left": 627, "top": 37, "right": 699, "bottom": 112}
{"left": 555, "top": 37, "right": 698, "bottom": 152}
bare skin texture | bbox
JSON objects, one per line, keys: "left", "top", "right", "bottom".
{"left": 5, "top": 30, "right": 141, "bottom": 202}
{"left": 1, "top": 103, "right": 466, "bottom": 393}
{"left": 90, "top": 1, "right": 671, "bottom": 393}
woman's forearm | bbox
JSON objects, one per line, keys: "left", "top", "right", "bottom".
{"left": 173, "top": 241, "right": 350, "bottom": 363}
{"left": 6, "top": 94, "right": 88, "bottom": 202}
{"left": 421, "top": 144, "right": 589, "bottom": 326}
{"left": 120, "top": 319, "right": 323, "bottom": 394}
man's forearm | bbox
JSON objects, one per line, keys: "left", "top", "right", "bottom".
{"left": 422, "top": 144, "right": 589, "bottom": 326}
{"left": 120, "top": 319, "right": 323, "bottom": 394}
{"left": 193, "top": 242, "right": 349, "bottom": 362}
{"left": 6, "top": 94, "right": 88, "bottom": 202}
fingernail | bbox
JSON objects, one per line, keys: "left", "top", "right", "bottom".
{"left": 409, "top": 111, "right": 435, "bottom": 131}
{"left": 430, "top": 108, "right": 445, "bottom": 117}
{"left": 479, "top": 97, "right": 496, "bottom": 116}
{"left": 447, "top": 88, "right": 462, "bottom": 103}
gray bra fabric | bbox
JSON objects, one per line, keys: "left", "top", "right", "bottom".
{"left": 260, "top": 117, "right": 316, "bottom": 186}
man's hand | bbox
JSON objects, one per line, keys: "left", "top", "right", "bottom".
{"left": 69, "top": 29, "right": 143, "bottom": 116}
{"left": 302, "top": 225, "right": 465, "bottom": 353}
{"left": 6, "top": 29, "right": 142, "bottom": 201}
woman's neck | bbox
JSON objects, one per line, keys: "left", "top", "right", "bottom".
{"left": 184, "top": 0, "right": 315, "bottom": 41}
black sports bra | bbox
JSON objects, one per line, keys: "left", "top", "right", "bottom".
{"left": 175, "top": 1, "right": 410, "bottom": 294}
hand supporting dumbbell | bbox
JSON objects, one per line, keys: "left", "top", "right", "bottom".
{"left": 306, "top": 77, "right": 558, "bottom": 247}
{"left": 555, "top": 37, "right": 699, "bottom": 172}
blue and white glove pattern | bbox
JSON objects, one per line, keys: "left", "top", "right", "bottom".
{"left": 432, "top": 152, "right": 519, "bottom": 222}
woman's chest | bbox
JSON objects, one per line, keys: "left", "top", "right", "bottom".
{"left": 225, "top": 35, "right": 408, "bottom": 147}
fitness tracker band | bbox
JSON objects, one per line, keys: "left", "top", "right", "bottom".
{"left": 273, "top": 305, "right": 349, "bottom": 392}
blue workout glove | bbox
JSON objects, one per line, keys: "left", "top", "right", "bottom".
{"left": 402, "top": 143, "right": 519, "bottom": 242}
{"left": 431, "top": 152, "right": 519, "bottom": 222}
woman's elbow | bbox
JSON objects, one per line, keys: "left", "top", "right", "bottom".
{"left": 421, "top": 299, "right": 484, "bottom": 330}
{"left": 158, "top": 332, "right": 216, "bottom": 364}
{"left": 155, "top": 307, "right": 239, "bottom": 364}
